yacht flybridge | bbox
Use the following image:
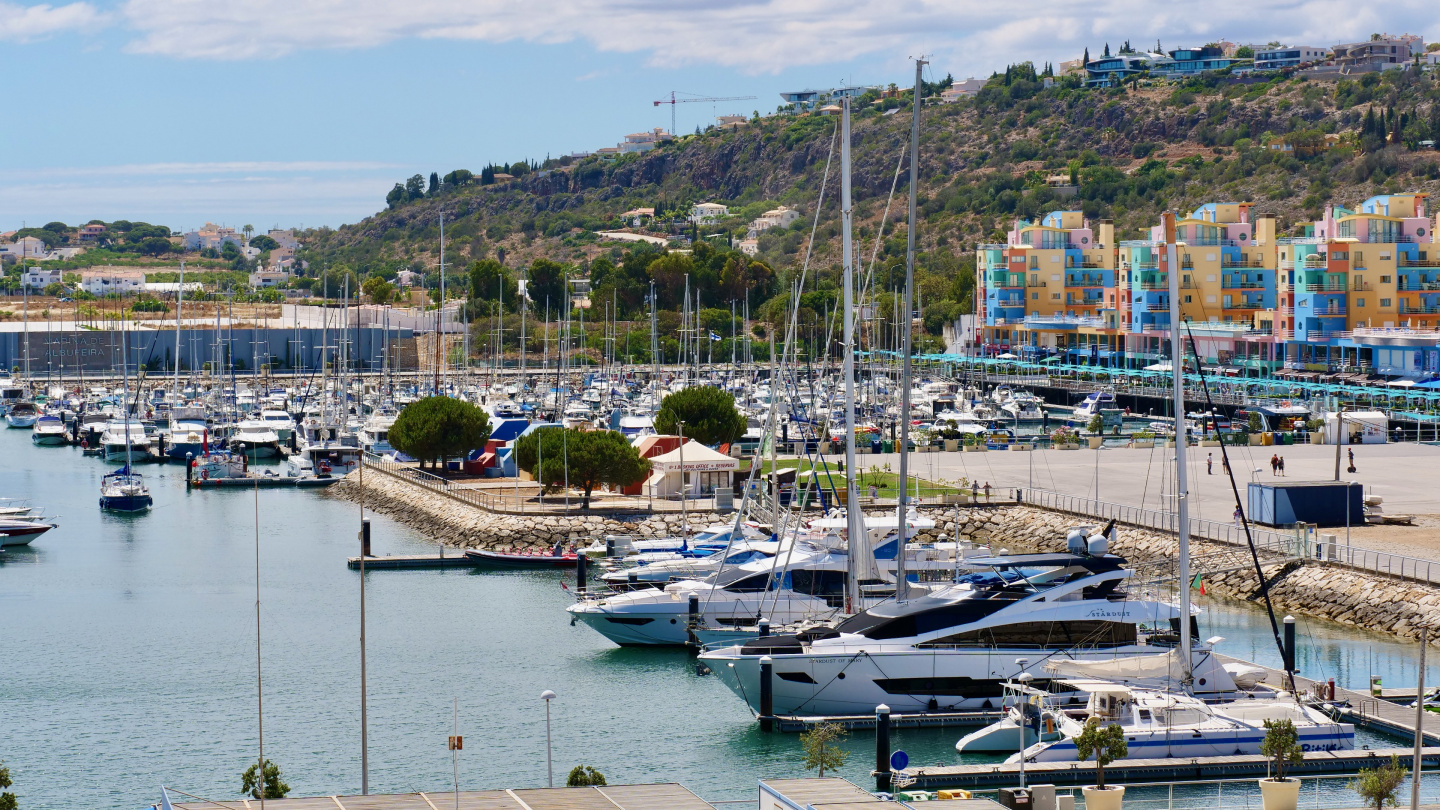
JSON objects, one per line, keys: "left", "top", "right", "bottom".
{"left": 698, "top": 540, "right": 1236, "bottom": 717}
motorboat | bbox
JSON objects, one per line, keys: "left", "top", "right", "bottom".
{"left": 358, "top": 410, "right": 398, "bottom": 454}
{"left": 699, "top": 533, "right": 1239, "bottom": 716}
{"left": 1001, "top": 391, "right": 1045, "bottom": 422}
{"left": 99, "top": 468, "right": 153, "bottom": 512}
{"left": 567, "top": 510, "right": 955, "bottom": 647}
{"left": 561, "top": 401, "right": 594, "bottom": 429}
{"left": 0, "top": 377, "right": 26, "bottom": 411}
{"left": 599, "top": 539, "right": 781, "bottom": 590}
{"left": 163, "top": 406, "right": 210, "bottom": 460}
{"left": 969, "top": 679, "right": 1353, "bottom": 761}
{"left": 230, "top": 419, "right": 282, "bottom": 458}
{"left": 258, "top": 409, "right": 297, "bottom": 443}
{"left": 190, "top": 451, "right": 248, "bottom": 482}
{"left": 0, "top": 517, "right": 57, "bottom": 547}
{"left": 1072, "top": 391, "right": 1118, "bottom": 420}
{"left": 5, "top": 401, "right": 39, "bottom": 428}
{"left": 31, "top": 414, "right": 68, "bottom": 445}
{"left": 100, "top": 421, "right": 153, "bottom": 462}
{"left": 617, "top": 411, "right": 656, "bottom": 438}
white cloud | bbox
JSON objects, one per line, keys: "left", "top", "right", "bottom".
{"left": 0, "top": 161, "right": 400, "bottom": 230}
{"left": 0, "top": 0, "right": 104, "bottom": 42}
{"left": 109, "top": 0, "right": 1440, "bottom": 74}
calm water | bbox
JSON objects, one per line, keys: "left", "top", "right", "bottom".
{"left": 0, "top": 430, "right": 1430, "bottom": 809}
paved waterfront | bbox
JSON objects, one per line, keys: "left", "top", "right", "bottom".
{"left": 845, "top": 442, "right": 1440, "bottom": 559}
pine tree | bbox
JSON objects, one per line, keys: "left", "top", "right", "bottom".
{"left": 1082, "top": 47, "right": 1090, "bottom": 66}
{"left": 428, "top": 172, "right": 440, "bottom": 195}
{"left": 1103, "top": 43, "right": 1111, "bottom": 58}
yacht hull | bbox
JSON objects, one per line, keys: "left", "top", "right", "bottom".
{"left": 99, "top": 494, "right": 153, "bottom": 512}
{"left": 31, "top": 431, "right": 67, "bottom": 446}
{"left": 1021, "top": 723, "right": 1354, "bottom": 761}
{"left": 700, "top": 646, "right": 1236, "bottom": 716}
{"left": 6, "top": 414, "right": 38, "bottom": 428}
{"left": 567, "top": 594, "right": 833, "bottom": 647}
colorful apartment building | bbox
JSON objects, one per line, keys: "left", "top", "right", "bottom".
{"left": 975, "top": 194, "right": 1440, "bottom": 377}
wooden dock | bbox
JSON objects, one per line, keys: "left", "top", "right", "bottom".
{"left": 171, "top": 782, "right": 718, "bottom": 810}
{"left": 190, "top": 476, "right": 338, "bottom": 489}
{"left": 902, "top": 746, "right": 1440, "bottom": 789}
{"left": 1217, "top": 655, "right": 1440, "bottom": 744}
{"left": 346, "top": 553, "right": 481, "bottom": 570}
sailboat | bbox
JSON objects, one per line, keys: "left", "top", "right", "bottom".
{"left": 100, "top": 329, "right": 152, "bottom": 513}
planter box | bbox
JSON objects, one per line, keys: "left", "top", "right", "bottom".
{"left": 943, "top": 439, "right": 959, "bottom": 452}
{"left": 1201, "top": 439, "right": 1222, "bottom": 447}
{"left": 1132, "top": 440, "right": 1155, "bottom": 448}
{"left": 818, "top": 442, "right": 832, "bottom": 454}
{"left": 1055, "top": 443, "right": 1081, "bottom": 450}
{"left": 963, "top": 445, "right": 987, "bottom": 452}
{"left": 1087, "top": 436, "right": 1104, "bottom": 449}
{"left": 1083, "top": 786, "right": 1125, "bottom": 810}
{"left": 1249, "top": 434, "right": 1264, "bottom": 446}
{"left": 1309, "top": 433, "right": 1325, "bottom": 445}
{"left": 1259, "top": 779, "right": 1299, "bottom": 810}
{"left": 1012, "top": 443, "right": 1033, "bottom": 451}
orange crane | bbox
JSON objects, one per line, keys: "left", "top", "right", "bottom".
{"left": 653, "top": 91, "right": 758, "bottom": 137}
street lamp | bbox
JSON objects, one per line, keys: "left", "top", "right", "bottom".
{"left": 1014, "top": 658, "right": 1031, "bottom": 789}
{"left": 541, "top": 690, "right": 556, "bottom": 787}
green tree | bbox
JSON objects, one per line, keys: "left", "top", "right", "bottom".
{"left": 527, "top": 259, "right": 568, "bottom": 312}
{"left": 0, "top": 760, "right": 16, "bottom": 810}
{"left": 1350, "top": 755, "right": 1407, "bottom": 810}
{"left": 1086, "top": 414, "right": 1104, "bottom": 435}
{"left": 429, "top": 171, "right": 441, "bottom": 195}
{"left": 241, "top": 758, "right": 290, "bottom": 800}
{"left": 249, "top": 235, "right": 280, "bottom": 251}
{"left": 800, "top": 722, "right": 848, "bottom": 777}
{"left": 646, "top": 253, "right": 695, "bottom": 309}
{"left": 361, "top": 275, "right": 395, "bottom": 305}
{"left": 1260, "top": 719, "right": 1303, "bottom": 781}
{"left": 43, "top": 282, "right": 67, "bottom": 297}
{"left": 469, "top": 259, "right": 519, "bottom": 314}
{"left": 655, "top": 387, "right": 746, "bottom": 446}
{"left": 389, "top": 396, "right": 493, "bottom": 470}
{"left": 1074, "top": 717, "right": 1127, "bottom": 789}
{"left": 513, "top": 428, "right": 652, "bottom": 509}
{"left": 567, "top": 765, "right": 608, "bottom": 787}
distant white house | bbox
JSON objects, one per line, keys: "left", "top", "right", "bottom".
{"left": 3, "top": 236, "right": 49, "bottom": 261}
{"left": 267, "top": 229, "right": 300, "bottom": 251}
{"left": 939, "top": 78, "right": 989, "bottom": 102}
{"left": 183, "top": 222, "right": 244, "bottom": 251}
{"left": 23, "top": 267, "right": 61, "bottom": 290}
{"left": 690, "top": 202, "right": 729, "bottom": 224}
{"left": 249, "top": 269, "right": 290, "bottom": 289}
{"left": 752, "top": 206, "right": 800, "bottom": 232}
{"left": 738, "top": 237, "right": 759, "bottom": 256}
{"left": 81, "top": 269, "right": 145, "bottom": 295}
{"left": 397, "top": 270, "right": 421, "bottom": 287}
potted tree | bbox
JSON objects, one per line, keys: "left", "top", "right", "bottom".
{"left": 1050, "top": 426, "right": 1080, "bottom": 450}
{"left": 1248, "top": 411, "right": 1266, "bottom": 446}
{"left": 1086, "top": 414, "right": 1106, "bottom": 449}
{"left": 1075, "top": 717, "right": 1127, "bottom": 810}
{"left": 1259, "top": 719, "right": 1304, "bottom": 810}
{"left": 1306, "top": 418, "right": 1326, "bottom": 445}
{"left": 1348, "top": 754, "right": 1407, "bottom": 810}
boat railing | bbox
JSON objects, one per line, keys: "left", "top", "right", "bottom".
{"left": 1020, "top": 486, "right": 1440, "bottom": 587}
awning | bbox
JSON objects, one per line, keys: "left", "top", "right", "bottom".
{"left": 647, "top": 441, "right": 738, "bottom": 472}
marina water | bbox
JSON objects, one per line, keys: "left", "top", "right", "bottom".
{"left": 0, "top": 430, "right": 1428, "bottom": 809}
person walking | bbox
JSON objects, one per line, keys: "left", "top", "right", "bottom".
{"left": 1222, "top": 455, "right": 1230, "bottom": 475}
{"left": 1233, "top": 506, "right": 1244, "bottom": 527}
{"left": 1207, "top": 453, "right": 1213, "bottom": 475}
{"left": 1348, "top": 447, "right": 1356, "bottom": 474}
{"left": 1270, "top": 454, "right": 1279, "bottom": 476}
{"left": 983, "top": 481, "right": 992, "bottom": 501}
{"left": 1278, "top": 455, "right": 1286, "bottom": 476}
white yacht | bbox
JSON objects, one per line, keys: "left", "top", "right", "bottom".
{"left": 567, "top": 510, "right": 946, "bottom": 647}
{"left": 1072, "top": 390, "right": 1118, "bottom": 420}
{"left": 561, "top": 401, "right": 594, "bottom": 428}
{"left": 258, "top": 409, "right": 296, "bottom": 443}
{"left": 31, "top": 414, "right": 68, "bottom": 445}
{"left": 163, "top": 405, "right": 210, "bottom": 460}
{"left": 230, "top": 419, "right": 282, "bottom": 458}
{"left": 617, "top": 411, "right": 656, "bottom": 438}
{"left": 962, "top": 679, "right": 1353, "bottom": 761}
{"left": 358, "top": 410, "right": 398, "bottom": 455}
{"left": 699, "top": 535, "right": 1238, "bottom": 716}
{"left": 5, "top": 401, "right": 39, "bottom": 428}
{"left": 1001, "top": 391, "right": 1045, "bottom": 422}
{"left": 100, "top": 421, "right": 153, "bottom": 462}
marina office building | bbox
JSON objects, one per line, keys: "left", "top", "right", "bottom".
{"left": 978, "top": 193, "right": 1440, "bottom": 378}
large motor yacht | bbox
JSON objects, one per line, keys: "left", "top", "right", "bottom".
{"left": 699, "top": 535, "right": 1236, "bottom": 716}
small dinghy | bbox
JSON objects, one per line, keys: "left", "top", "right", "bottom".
{"left": 465, "top": 548, "right": 579, "bottom": 568}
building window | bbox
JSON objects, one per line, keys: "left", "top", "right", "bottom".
{"left": 1381, "top": 275, "right": 1392, "bottom": 284}
{"left": 1357, "top": 298, "right": 1366, "bottom": 307}
{"left": 1381, "top": 298, "right": 1392, "bottom": 307}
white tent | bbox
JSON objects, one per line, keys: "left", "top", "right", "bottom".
{"left": 1323, "top": 410, "right": 1388, "bottom": 445}
{"left": 642, "top": 440, "right": 739, "bottom": 496}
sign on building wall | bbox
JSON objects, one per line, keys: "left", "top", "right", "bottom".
{"left": 25, "top": 332, "right": 121, "bottom": 372}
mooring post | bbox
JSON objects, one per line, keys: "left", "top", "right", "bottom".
{"left": 759, "top": 656, "right": 774, "bottom": 732}
{"left": 360, "top": 519, "right": 371, "bottom": 558}
{"left": 1283, "top": 615, "right": 1296, "bottom": 675}
{"left": 758, "top": 619, "right": 770, "bottom": 638}
{"left": 687, "top": 594, "right": 701, "bottom": 653}
{"left": 875, "top": 704, "right": 892, "bottom": 792}
{"left": 185, "top": 452, "right": 194, "bottom": 487}
{"left": 576, "top": 553, "right": 587, "bottom": 594}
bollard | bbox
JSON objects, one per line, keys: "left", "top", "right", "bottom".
{"left": 759, "top": 656, "right": 774, "bottom": 732}
{"left": 576, "top": 553, "right": 587, "bottom": 594}
{"left": 1328, "top": 678, "right": 1336, "bottom": 701}
{"left": 185, "top": 452, "right": 194, "bottom": 487}
{"left": 606, "top": 537, "right": 616, "bottom": 558}
{"left": 758, "top": 619, "right": 770, "bottom": 638}
{"left": 360, "top": 519, "right": 372, "bottom": 558}
{"left": 1283, "top": 615, "right": 1296, "bottom": 675}
{"left": 687, "top": 594, "right": 701, "bottom": 653}
{"left": 875, "top": 704, "right": 892, "bottom": 792}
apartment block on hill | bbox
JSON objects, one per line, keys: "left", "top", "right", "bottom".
{"left": 81, "top": 269, "right": 146, "bottom": 295}
{"left": 183, "top": 223, "right": 244, "bottom": 251}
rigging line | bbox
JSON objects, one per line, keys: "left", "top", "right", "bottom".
{"left": 1183, "top": 322, "right": 1295, "bottom": 696}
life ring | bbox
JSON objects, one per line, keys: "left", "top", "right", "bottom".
{"left": 80, "top": 439, "right": 88, "bottom": 449}
{"left": 202, "top": 469, "right": 209, "bottom": 480}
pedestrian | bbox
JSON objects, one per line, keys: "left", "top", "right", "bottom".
{"left": 971, "top": 480, "right": 979, "bottom": 499}
{"left": 1348, "top": 447, "right": 1356, "bottom": 473}
{"left": 1278, "top": 455, "right": 1286, "bottom": 476}
{"left": 1270, "top": 454, "right": 1279, "bottom": 476}
{"left": 1234, "top": 506, "right": 1244, "bottom": 527}
{"left": 1207, "top": 453, "right": 1213, "bottom": 475}
{"left": 869, "top": 483, "right": 879, "bottom": 500}
{"left": 983, "top": 481, "right": 992, "bottom": 500}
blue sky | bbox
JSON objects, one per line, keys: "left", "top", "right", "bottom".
{"left": 2, "top": 0, "right": 1437, "bottom": 233}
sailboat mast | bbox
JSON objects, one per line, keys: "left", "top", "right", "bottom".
{"left": 894, "top": 58, "right": 926, "bottom": 601}
{"left": 1162, "top": 211, "right": 1194, "bottom": 681}
{"left": 173, "top": 261, "right": 185, "bottom": 400}
{"left": 841, "top": 96, "right": 865, "bottom": 613}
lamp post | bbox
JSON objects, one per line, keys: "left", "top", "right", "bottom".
{"left": 1014, "top": 658, "right": 1030, "bottom": 789}
{"left": 541, "top": 690, "right": 556, "bottom": 787}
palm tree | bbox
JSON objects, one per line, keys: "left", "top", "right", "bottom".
{"left": 243, "top": 224, "right": 254, "bottom": 245}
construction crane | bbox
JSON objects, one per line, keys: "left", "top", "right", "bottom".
{"left": 653, "top": 91, "right": 758, "bottom": 137}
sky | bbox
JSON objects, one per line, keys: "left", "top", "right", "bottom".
{"left": 2, "top": 0, "right": 1438, "bottom": 234}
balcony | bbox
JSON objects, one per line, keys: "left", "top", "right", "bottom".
{"left": 1221, "top": 279, "right": 1266, "bottom": 289}
{"left": 1145, "top": 303, "right": 1172, "bottom": 312}
{"left": 1138, "top": 282, "right": 1169, "bottom": 291}
{"left": 1026, "top": 280, "right": 1047, "bottom": 288}
{"left": 1079, "top": 261, "right": 1106, "bottom": 269}
{"left": 1399, "top": 258, "right": 1440, "bottom": 268}
{"left": 1400, "top": 306, "right": 1440, "bottom": 315}
{"left": 1306, "top": 308, "right": 1348, "bottom": 318}
{"left": 1223, "top": 300, "right": 1264, "bottom": 310}
{"left": 1399, "top": 281, "right": 1440, "bottom": 291}
{"left": 1222, "top": 258, "right": 1267, "bottom": 268}
{"left": 1297, "top": 284, "right": 1349, "bottom": 293}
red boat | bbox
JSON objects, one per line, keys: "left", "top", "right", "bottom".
{"left": 464, "top": 548, "right": 579, "bottom": 568}
{"left": 0, "top": 518, "right": 55, "bottom": 548}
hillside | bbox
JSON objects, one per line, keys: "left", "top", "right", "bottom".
{"left": 296, "top": 68, "right": 1440, "bottom": 326}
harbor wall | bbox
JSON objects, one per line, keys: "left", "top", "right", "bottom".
{"left": 334, "top": 470, "right": 1440, "bottom": 645}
